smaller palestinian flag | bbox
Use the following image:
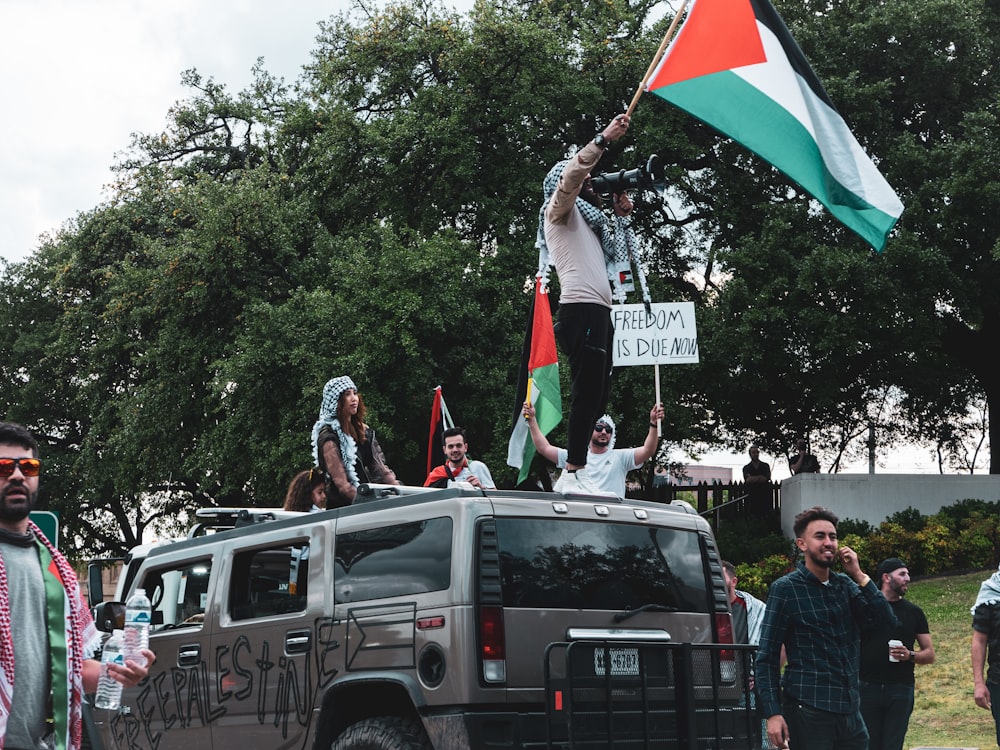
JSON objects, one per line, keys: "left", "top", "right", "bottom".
{"left": 646, "top": 0, "right": 903, "bottom": 251}
{"left": 507, "top": 277, "right": 562, "bottom": 485}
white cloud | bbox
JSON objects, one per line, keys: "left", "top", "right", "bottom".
{"left": 0, "top": 0, "right": 385, "bottom": 263}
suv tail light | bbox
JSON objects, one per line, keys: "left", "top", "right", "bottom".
{"left": 715, "top": 612, "right": 734, "bottom": 660}
{"left": 479, "top": 605, "right": 507, "bottom": 682}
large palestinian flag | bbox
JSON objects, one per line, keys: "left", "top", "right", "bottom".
{"left": 646, "top": 0, "right": 903, "bottom": 251}
{"left": 507, "top": 277, "right": 561, "bottom": 485}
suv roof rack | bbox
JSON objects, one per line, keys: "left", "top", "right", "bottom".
{"left": 190, "top": 507, "right": 306, "bottom": 537}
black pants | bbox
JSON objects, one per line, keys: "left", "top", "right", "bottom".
{"left": 555, "top": 303, "right": 612, "bottom": 467}
{"left": 860, "top": 680, "right": 914, "bottom": 750}
{"left": 782, "top": 696, "right": 869, "bottom": 750}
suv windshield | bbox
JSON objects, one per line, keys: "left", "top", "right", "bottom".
{"left": 494, "top": 518, "right": 710, "bottom": 612}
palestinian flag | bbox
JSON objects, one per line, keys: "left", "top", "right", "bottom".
{"left": 506, "top": 277, "right": 562, "bottom": 485}
{"left": 646, "top": 0, "right": 903, "bottom": 251}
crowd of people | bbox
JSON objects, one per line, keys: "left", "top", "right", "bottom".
{"left": 6, "top": 106, "right": 998, "bottom": 750}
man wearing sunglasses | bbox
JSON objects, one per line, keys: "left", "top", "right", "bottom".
{"left": 0, "top": 421, "right": 154, "bottom": 750}
{"left": 522, "top": 403, "right": 664, "bottom": 497}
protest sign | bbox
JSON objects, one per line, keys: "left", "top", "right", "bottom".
{"left": 611, "top": 302, "right": 699, "bottom": 366}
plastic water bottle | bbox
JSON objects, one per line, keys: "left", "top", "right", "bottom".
{"left": 124, "top": 587, "right": 151, "bottom": 661}
{"left": 94, "top": 629, "right": 125, "bottom": 710}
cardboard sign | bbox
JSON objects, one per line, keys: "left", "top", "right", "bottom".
{"left": 612, "top": 302, "right": 699, "bottom": 366}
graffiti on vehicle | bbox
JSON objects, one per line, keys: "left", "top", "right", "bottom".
{"left": 104, "top": 616, "right": 342, "bottom": 750}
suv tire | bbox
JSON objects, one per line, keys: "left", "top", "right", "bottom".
{"left": 331, "top": 717, "right": 432, "bottom": 750}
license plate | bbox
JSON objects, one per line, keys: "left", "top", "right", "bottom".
{"left": 594, "top": 647, "right": 640, "bottom": 676}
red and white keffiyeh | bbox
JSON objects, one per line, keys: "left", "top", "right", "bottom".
{"left": 0, "top": 521, "right": 100, "bottom": 750}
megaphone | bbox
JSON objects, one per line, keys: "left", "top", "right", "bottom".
{"left": 590, "top": 154, "right": 666, "bottom": 198}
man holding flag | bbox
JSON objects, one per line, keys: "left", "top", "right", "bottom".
{"left": 534, "top": 113, "right": 633, "bottom": 494}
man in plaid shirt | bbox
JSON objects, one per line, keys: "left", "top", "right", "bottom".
{"left": 756, "top": 506, "right": 898, "bottom": 750}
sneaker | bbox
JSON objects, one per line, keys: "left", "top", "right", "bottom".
{"left": 554, "top": 469, "right": 616, "bottom": 497}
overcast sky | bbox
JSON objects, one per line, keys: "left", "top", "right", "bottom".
{"left": 0, "top": 0, "right": 479, "bottom": 265}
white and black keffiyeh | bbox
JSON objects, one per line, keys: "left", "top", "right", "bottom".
{"left": 972, "top": 564, "right": 1000, "bottom": 615}
{"left": 311, "top": 376, "right": 362, "bottom": 487}
{"left": 536, "top": 159, "right": 650, "bottom": 306}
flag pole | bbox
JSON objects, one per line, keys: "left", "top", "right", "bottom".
{"left": 626, "top": 0, "right": 691, "bottom": 118}
{"left": 654, "top": 364, "right": 662, "bottom": 435}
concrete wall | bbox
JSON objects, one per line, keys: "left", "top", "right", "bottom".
{"left": 779, "top": 473, "right": 1000, "bottom": 538}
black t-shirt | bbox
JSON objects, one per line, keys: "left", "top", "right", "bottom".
{"left": 859, "top": 597, "right": 929, "bottom": 684}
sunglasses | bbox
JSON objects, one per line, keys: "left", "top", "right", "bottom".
{"left": 0, "top": 458, "right": 41, "bottom": 478}
{"left": 593, "top": 424, "right": 613, "bottom": 434}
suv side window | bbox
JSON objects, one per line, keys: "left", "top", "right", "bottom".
{"left": 228, "top": 543, "right": 309, "bottom": 621}
{"left": 334, "top": 517, "right": 452, "bottom": 603}
{"left": 140, "top": 557, "right": 212, "bottom": 630}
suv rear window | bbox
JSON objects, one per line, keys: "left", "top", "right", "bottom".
{"left": 494, "top": 519, "right": 710, "bottom": 612}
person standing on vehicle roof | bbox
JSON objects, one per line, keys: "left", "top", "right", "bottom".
{"left": 521, "top": 403, "right": 663, "bottom": 497}
{"left": 0, "top": 421, "right": 154, "bottom": 750}
{"left": 312, "top": 375, "right": 400, "bottom": 507}
{"left": 536, "top": 113, "right": 634, "bottom": 495}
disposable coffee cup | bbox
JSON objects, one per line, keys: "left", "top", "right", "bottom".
{"left": 888, "top": 639, "right": 903, "bottom": 662}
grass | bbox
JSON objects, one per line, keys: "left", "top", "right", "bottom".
{"left": 902, "top": 569, "right": 997, "bottom": 749}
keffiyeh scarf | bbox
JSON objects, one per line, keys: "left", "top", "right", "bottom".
{"left": 312, "top": 376, "right": 362, "bottom": 488}
{"left": 972, "top": 563, "right": 1000, "bottom": 615}
{"left": 0, "top": 521, "right": 100, "bottom": 750}
{"left": 536, "top": 159, "right": 651, "bottom": 306}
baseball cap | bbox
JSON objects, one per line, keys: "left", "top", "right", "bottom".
{"left": 876, "top": 557, "right": 908, "bottom": 581}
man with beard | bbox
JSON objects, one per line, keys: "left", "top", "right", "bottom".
{"left": 756, "top": 506, "right": 898, "bottom": 750}
{"left": 535, "top": 113, "right": 633, "bottom": 495}
{"left": 859, "top": 558, "right": 935, "bottom": 750}
{"left": 521, "top": 403, "right": 664, "bottom": 497}
{"left": 424, "top": 427, "right": 496, "bottom": 489}
{"left": 0, "top": 422, "right": 154, "bottom": 750}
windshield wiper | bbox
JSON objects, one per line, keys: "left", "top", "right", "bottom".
{"left": 613, "top": 603, "right": 678, "bottom": 623}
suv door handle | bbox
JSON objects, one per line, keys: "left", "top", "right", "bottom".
{"left": 178, "top": 643, "right": 202, "bottom": 667}
{"left": 286, "top": 629, "right": 311, "bottom": 654}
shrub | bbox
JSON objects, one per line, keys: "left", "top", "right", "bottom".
{"left": 721, "top": 499, "right": 1000, "bottom": 599}
{"left": 838, "top": 517, "right": 875, "bottom": 537}
{"left": 714, "top": 519, "right": 793, "bottom": 564}
{"left": 735, "top": 554, "right": 795, "bottom": 600}
{"left": 885, "top": 506, "right": 926, "bottom": 533}
{"left": 936, "top": 498, "right": 1000, "bottom": 532}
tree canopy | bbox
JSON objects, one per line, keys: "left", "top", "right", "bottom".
{"left": 1, "top": 0, "right": 997, "bottom": 560}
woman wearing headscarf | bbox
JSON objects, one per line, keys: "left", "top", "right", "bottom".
{"left": 311, "top": 376, "right": 400, "bottom": 507}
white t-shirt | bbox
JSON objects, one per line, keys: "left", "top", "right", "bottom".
{"left": 555, "top": 447, "right": 641, "bottom": 496}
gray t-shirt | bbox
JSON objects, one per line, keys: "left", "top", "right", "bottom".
{"left": 1, "top": 538, "right": 50, "bottom": 750}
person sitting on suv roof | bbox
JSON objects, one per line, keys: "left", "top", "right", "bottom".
{"left": 521, "top": 402, "right": 664, "bottom": 496}
{"left": 424, "top": 426, "right": 496, "bottom": 489}
{"left": 311, "top": 375, "right": 400, "bottom": 508}
{"left": 282, "top": 468, "right": 327, "bottom": 512}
